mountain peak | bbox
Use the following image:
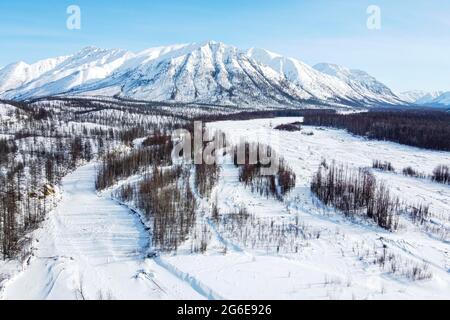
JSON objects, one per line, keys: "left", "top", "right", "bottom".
{"left": 0, "top": 42, "right": 411, "bottom": 107}
{"left": 246, "top": 47, "right": 283, "bottom": 61}
{"left": 1, "top": 61, "right": 29, "bottom": 72}
{"left": 186, "top": 40, "right": 238, "bottom": 53}
{"left": 314, "top": 63, "right": 347, "bottom": 74}
{"left": 79, "top": 46, "right": 102, "bottom": 53}
{"left": 199, "top": 40, "right": 221, "bottom": 46}
{"left": 399, "top": 90, "right": 446, "bottom": 105}
{"left": 314, "top": 62, "right": 398, "bottom": 99}
{"left": 75, "top": 46, "right": 129, "bottom": 57}
{"left": 197, "top": 40, "right": 228, "bottom": 47}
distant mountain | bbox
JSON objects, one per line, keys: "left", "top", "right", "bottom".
{"left": 2, "top": 47, "right": 134, "bottom": 100}
{"left": 399, "top": 90, "right": 443, "bottom": 104}
{"left": 0, "top": 56, "right": 69, "bottom": 94}
{"left": 0, "top": 41, "right": 410, "bottom": 108}
{"left": 246, "top": 49, "right": 359, "bottom": 103}
{"left": 399, "top": 90, "right": 449, "bottom": 107}
{"left": 72, "top": 41, "right": 310, "bottom": 107}
{"left": 432, "top": 92, "right": 450, "bottom": 106}
{"left": 313, "top": 63, "right": 402, "bottom": 104}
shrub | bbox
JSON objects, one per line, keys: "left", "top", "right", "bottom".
{"left": 408, "top": 204, "right": 430, "bottom": 225}
{"left": 372, "top": 160, "right": 395, "bottom": 172}
{"left": 402, "top": 166, "right": 420, "bottom": 177}
{"left": 233, "top": 142, "right": 296, "bottom": 200}
{"left": 274, "top": 122, "right": 302, "bottom": 132}
{"left": 431, "top": 165, "right": 450, "bottom": 184}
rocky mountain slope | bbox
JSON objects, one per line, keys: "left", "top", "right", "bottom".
{"left": 0, "top": 41, "right": 408, "bottom": 108}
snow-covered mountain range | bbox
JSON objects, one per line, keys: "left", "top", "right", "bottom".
{"left": 0, "top": 41, "right": 430, "bottom": 108}
{"left": 399, "top": 90, "right": 450, "bottom": 107}
{"left": 0, "top": 56, "right": 70, "bottom": 94}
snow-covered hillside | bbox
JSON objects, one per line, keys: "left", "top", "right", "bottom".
{"left": 0, "top": 56, "right": 69, "bottom": 94}
{"left": 399, "top": 90, "right": 442, "bottom": 104}
{"left": 0, "top": 103, "right": 18, "bottom": 121}
{"left": 433, "top": 92, "right": 450, "bottom": 105}
{"left": 399, "top": 90, "right": 450, "bottom": 107}
{"left": 3, "top": 47, "right": 134, "bottom": 100}
{"left": 313, "top": 63, "right": 402, "bottom": 104}
{"left": 0, "top": 41, "right": 408, "bottom": 108}
{"left": 74, "top": 42, "right": 308, "bottom": 107}
{"left": 246, "top": 49, "right": 361, "bottom": 103}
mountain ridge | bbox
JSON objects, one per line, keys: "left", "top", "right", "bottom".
{"left": 0, "top": 41, "right": 413, "bottom": 108}
{"left": 399, "top": 90, "right": 450, "bottom": 107}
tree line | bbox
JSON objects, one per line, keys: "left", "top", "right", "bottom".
{"left": 311, "top": 161, "right": 432, "bottom": 229}
{"left": 95, "top": 133, "right": 173, "bottom": 191}
{"left": 1, "top": 97, "right": 184, "bottom": 260}
{"left": 303, "top": 109, "right": 450, "bottom": 151}
{"left": 311, "top": 161, "right": 400, "bottom": 230}
{"left": 115, "top": 165, "right": 197, "bottom": 252}
{"left": 0, "top": 135, "right": 95, "bottom": 258}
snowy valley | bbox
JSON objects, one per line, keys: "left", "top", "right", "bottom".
{"left": 0, "top": 96, "right": 449, "bottom": 300}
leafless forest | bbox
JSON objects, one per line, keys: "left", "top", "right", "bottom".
{"left": 1, "top": 98, "right": 448, "bottom": 261}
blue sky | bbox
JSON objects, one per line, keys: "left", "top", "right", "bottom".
{"left": 0, "top": 0, "right": 449, "bottom": 92}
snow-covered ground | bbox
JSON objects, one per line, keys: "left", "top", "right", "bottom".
{"left": 1, "top": 118, "right": 450, "bottom": 300}
{"left": 195, "top": 118, "right": 450, "bottom": 299}
{"left": 0, "top": 103, "right": 17, "bottom": 121}
{"left": 0, "top": 163, "right": 202, "bottom": 300}
{"left": 208, "top": 118, "right": 450, "bottom": 217}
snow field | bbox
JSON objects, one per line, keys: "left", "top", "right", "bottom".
{"left": 2, "top": 117, "right": 450, "bottom": 299}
